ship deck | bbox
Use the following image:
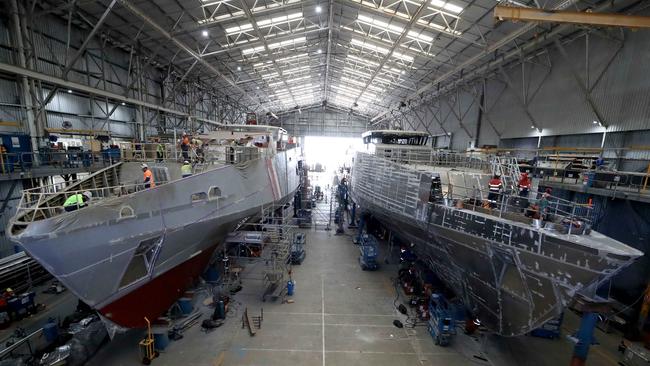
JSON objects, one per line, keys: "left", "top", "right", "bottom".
{"left": 86, "top": 227, "right": 624, "bottom": 366}
{"left": 455, "top": 205, "right": 643, "bottom": 258}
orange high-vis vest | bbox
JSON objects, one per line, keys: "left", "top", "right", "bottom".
{"left": 143, "top": 169, "right": 155, "bottom": 187}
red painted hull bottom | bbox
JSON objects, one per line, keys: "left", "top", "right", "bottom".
{"left": 99, "top": 245, "right": 218, "bottom": 328}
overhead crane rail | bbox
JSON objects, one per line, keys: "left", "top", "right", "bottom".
{"left": 494, "top": 5, "right": 650, "bottom": 28}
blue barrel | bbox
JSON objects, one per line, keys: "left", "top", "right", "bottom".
{"left": 8, "top": 298, "right": 23, "bottom": 319}
{"left": 287, "top": 280, "right": 295, "bottom": 296}
{"left": 215, "top": 300, "right": 225, "bottom": 320}
{"left": 43, "top": 322, "right": 59, "bottom": 343}
{"left": 178, "top": 298, "right": 193, "bottom": 315}
{"left": 153, "top": 332, "right": 169, "bottom": 351}
{"left": 203, "top": 267, "right": 219, "bottom": 283}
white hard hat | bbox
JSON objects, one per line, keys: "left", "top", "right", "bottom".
{"left": 83, "top": 191, "right": 92, "bottom": 199}
{"left": 141, "top": 163, "right": 148, "bottom": 169}
{"left": 184, "top": 160, "right": 189, "bottom": 164}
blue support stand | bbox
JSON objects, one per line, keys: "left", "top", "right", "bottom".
{"left": 570, "top": 312, "right": 598, "bottom": 366}
{"left": 354, "top": 215, "right": 366, "bottom": 245}
{"left": 568, "top": 295, "right": 611, "bottom": 366}
{"left": 349, "top": 203, "right": 357, "bottom": 228}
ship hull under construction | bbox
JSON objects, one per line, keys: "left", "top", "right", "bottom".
{"left": 9, "top": 148, "right": 300, "bottom": 329}
{"left": 350, "top": 152, "right": 642, "bottom": 336}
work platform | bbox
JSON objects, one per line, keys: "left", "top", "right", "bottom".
{"left": 519, "top": 164, "right": 650, "bottom": 203}
{"left": 0, "top": 164, "right": 108, "bottom": 182}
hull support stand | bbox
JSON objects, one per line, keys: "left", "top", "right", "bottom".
{"left": 349, "top": 203, "right": 357, "bottom": 228}
{"left": 569, "top": 295, "right": 611, "bottom": 366}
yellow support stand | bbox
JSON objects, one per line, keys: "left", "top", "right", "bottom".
{"left": 138, "top": 317, "right": 158, "bottom": 365}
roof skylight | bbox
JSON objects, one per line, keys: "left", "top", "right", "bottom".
{"left": 351, "top": 38, "right": 414, "bottom": 62}
{"left": 242, "top": 36, "right": 306, "bottom": 55}
{"left": 226, "top": 12, "right": 303, "bottom": 35}
{"left": 430, "top": 0, "right": 463, "bottom": 14}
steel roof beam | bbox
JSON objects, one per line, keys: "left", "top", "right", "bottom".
{"left": 116, "top": 0, "right": 259, "bottom": 108}
{"left": 239, "top": 0, "right": 301, "bottom": 107}
{"left": 170, "top": 0, "right": 320, "bottom": 38}
{"left": 371, "top": 0, "right": 587, "bottom": 122}
{"left": 352, "top": 1, "right": 429, "bottom": 107}
{"left": 323, "top": 0, "right": 334, "bottom": 102}
{"left": 197, "top": 26, "right": 328, "bottom": 59}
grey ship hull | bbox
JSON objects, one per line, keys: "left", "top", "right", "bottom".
{"left": 9, "top": 149, "right": 300, "bottom": 329}
{"left": 350, "top": 152, "right": 641, "bottom": 336}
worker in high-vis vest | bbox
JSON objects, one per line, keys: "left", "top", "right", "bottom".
{"left": 181, "top": 161, "right": 192, "bottom": 178}
{"left": 156, "top": 140, "right": 165, "bottom": 162}
{"left": 487, "top": 175, "right": 503, "bottom": 208}
{"left": 142, "top": 163, "right": 155, "bottom": 189}
{"left": 181, "top": 133, "right": 190, "bottom": 160}
{"left": 63, "top": 191, "right": 92, "bottom": 212}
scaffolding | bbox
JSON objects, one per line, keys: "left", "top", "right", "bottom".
{"left": 219, "top": 202, "right": 296, "bottom": 302}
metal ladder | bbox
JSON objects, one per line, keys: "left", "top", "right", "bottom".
{"left": 491, "top": 156, "right": 520, "bottom": 192}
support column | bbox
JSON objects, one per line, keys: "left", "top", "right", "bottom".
{"left": 136, "top": 54, "right": 145, "bottom": 141}
{"left": 10, "top": 0, "right": 40, "bottom": 159}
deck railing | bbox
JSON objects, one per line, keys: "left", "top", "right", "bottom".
{"left": 372, "top": 146, "right": 491, "bottom": 170}
{"left": 446, "top": 182, "right": 594, "bottom": 233}
{"left": 12, "top": 182, "right": 149, "bottom": 226}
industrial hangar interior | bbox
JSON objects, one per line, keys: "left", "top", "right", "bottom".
{"left": 0, "top": 0, "right": 649, "bottom": 365}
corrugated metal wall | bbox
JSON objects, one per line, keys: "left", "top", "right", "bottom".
{"left": 399, "top": 26, "right": 650, "bottom": 147}
{"left": 0, "top": 13, "right": 171, "bottom": 139}
{"left": 0, "top": 180, "right": 24, "bottom": 257}
{"left": 276, "top": 109, "right": 370, "bottom": 137}
{"left": 0, "top": 19, "right": 13, "bottom": 64}
{"left": 413, "top": 90, "right": 480, "bottom": 151}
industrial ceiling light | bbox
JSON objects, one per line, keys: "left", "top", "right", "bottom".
{"left": 256, "top": 86, "right": 260, "bottom": 89}
{"left": 202, "top": 30, "right": 209, "bottom": 37}
{"left": 316, "top": 5, "right": 322, "bottom": 13}
{"left": 531, "top": 125, "right": 535, "bottom": 129}
{"left": 67, "top": 90, "right": 72, "bottom": 94}
{"left": 237, "top": 66, "right": 242, "bottom": 71}
{"left": 317, "top": 49, "right": 322, "bottom": 54}
{"left": 121, "top": 102, "right": 126, "bottom": 106}
{"left": 592, "top": 120, "right": 599, "bottom": 124}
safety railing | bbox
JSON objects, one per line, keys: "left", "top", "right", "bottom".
{"left": 11, "top": 146, "right": 272, "bottom": 225}
{"left": 530, "top": 168, "right": 650, "bottom": 196}
{"left": 0, "top": 142, "right": 269, "bottom": 175}
{"left": 0, "top": 150, "right": 114, "bottom": 175}
{"left": 445, "top": 183, "right": 594, "bottom": 234}
{"left": 371, "top": 146, "right": 491, "bottom": 171}
{"left": 12, "top": 182, "right": 149, "bottom": 226}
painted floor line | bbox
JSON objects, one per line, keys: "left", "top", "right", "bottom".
{"left": 240, "top": 348, "right": 458, "bottom": 356}
{"left": 259, "top": 321, "right": 413, "bottom": 328}
{"left": 264, "top": 311, "right": 397, "bottom": 317}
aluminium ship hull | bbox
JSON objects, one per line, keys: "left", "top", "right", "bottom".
{"left": 350, "top": 152, "right": 642, "bottom": 336}
{"left": 9, "top": 149, "right": 300, "bottom": 329}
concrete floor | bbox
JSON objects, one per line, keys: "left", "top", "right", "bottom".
{"left": 90, "top": 223, "right": 624, "bottom": 366}
{"left": 0, "top": 280, "right": 77, "bottom": 344}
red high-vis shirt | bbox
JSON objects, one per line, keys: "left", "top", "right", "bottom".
{"left": 488, "top": 178, "right": 502, "bottom": 192}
